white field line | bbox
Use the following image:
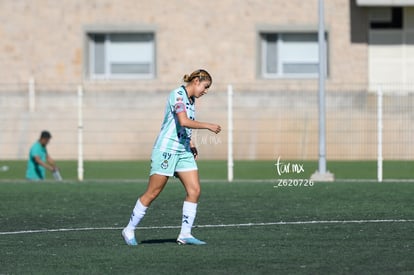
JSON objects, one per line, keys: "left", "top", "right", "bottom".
{"left": 0, "top": 219, "right": 413, "bottom": 236}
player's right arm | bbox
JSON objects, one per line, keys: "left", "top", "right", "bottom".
{"left": 176, "top": 111, "right": 221, "bottom": 134}
{"left": 34, "top": 155, "right": 55, "bottom": 172}
{"left": 46, "top": 155, "right": 58, "bottom": 170}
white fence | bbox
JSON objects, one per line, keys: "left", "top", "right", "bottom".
{"left": 0, "top": 82, "right": 413, "bottom": 165}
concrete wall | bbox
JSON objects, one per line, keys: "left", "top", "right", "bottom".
{"left": 1, "top": 86, "right": 413, "bottom": 161}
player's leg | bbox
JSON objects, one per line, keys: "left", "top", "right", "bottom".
{"left": 122, "top": 149, "right": 176, "bottom": 246}
{"left": 177, "top": 170, "right": 201, "bottom": 203}
{"left": 122, "top": 174, "right": 169, "bottom": 245}
{"left": 140, "top": 174, "right": 170, "bottom": 206}
{"left": 175, "top": 153, "right": 206, "bottom": 245}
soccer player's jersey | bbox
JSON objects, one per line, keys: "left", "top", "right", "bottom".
{"left": 153, "top": 86, "right": 196, "bottom": 153}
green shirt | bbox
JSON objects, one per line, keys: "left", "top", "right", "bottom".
{"left": 26, "top": 141, "right": 47, "bottom": 180}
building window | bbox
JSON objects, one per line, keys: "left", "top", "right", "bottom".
{"left": 88, "top": 32, "right": 155, "bottom": 79}
{"left": 260, "top": 32, "right": 327, "bottom": 78}
{"left": 370, "top": 7, "right": 403, "bottom": 29}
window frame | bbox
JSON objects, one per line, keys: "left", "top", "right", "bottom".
{"left": 369, "top": 7, "right": 403, "bottom": 30}
{"left": 84, "top": 25, "right": 157, "bottom": 80}
{"left": 258, "top": 27, "right": 329, "bottom": 79}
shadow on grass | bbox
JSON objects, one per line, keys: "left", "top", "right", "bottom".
{"left": 140, "top": 238, "right": 177, "bottom": 244}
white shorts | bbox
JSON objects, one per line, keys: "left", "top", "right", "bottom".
{"left": 150, "top": 149, "right": 198, "bottom": 177}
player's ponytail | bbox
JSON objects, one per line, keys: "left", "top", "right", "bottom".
{"left": 183, "top": 69, "right": 212, "bottom": 84}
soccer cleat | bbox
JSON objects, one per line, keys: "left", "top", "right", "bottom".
{"left": 122, "top": 228, "right": 138, "bottom": 246}
{"left": 176, "top": 236, "right": 207, "bottom": 245}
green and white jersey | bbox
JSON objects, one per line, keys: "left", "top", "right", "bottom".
{"left": 153, "top": 86, "right": 195, "bottom": 153}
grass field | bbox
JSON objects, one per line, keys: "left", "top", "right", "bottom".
{"left": 0, "top": 160, "right": 413, "bottom": 274}
{"left": 0, "top": 159, "right": 413, "bottom": 180}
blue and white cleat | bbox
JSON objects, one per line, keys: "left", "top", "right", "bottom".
{"left": 122, "top": 228, "right": 138, "bottom": 246}
{"left": 176, "top": 236, "right": 207, "bottom": 245}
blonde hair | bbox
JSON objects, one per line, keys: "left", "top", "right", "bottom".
{"left": 183, "top": 69, "right": 212, "bottom": 85}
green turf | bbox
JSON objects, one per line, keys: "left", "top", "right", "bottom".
{"left": 0, "top": 159, "right": 413, "bottom": 180}
{"left": 0, "top": 180, "right": 413, "bottom": 274}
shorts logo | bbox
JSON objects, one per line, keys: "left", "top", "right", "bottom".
{"left": 161, "top": 152, "right": 171, "bottom": 169}
{"left": 161, "top": 160, "right": 169, "bottom": 169}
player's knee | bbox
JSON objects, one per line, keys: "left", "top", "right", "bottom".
{"left": 186, "top": 185, "right": 201, "bottom": 200}
{"left": 142, "top": 189, "right": 161, "bottom": 204}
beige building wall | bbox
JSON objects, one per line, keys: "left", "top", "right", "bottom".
{"left": 0, "top": 0, "right": 368, "bottom": 91}
{"left": 5, "top": 1, "right": 413, "bottom": 162}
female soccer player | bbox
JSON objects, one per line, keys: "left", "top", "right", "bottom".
{"left": 122, "top": 69, "right": 221, "bottom": 246}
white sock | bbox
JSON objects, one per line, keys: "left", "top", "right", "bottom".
{"left": 125, "top": 199, "right": 148, "bottom": 231}
{"left": 179, "top": 201, "right": 198, "bottom": 238}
